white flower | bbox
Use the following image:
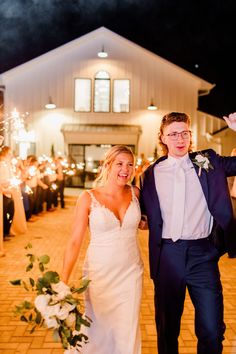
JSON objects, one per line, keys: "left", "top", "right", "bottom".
{"left": 57, "top": 302, "right": 76, "bottom": 320}
{"left": 195, "top": 154, "right": 210, "bottom": 169}
{"left": 34, "top": 294, "right": 51, "bottom": 315}
{"left": 192, "top": 152, "right": 213, "bottom": 176}
{"left": 44, "top": 316, "right": 59, "bottom": 329}
{"left": 72, "top": 330, "right": 80, "bottom": 336}
{"left": 45, "top": 303, "right": 61, "bottom": 317}
{"left": 51, "top": 281, "right": 72, "bottom": 300}
{"left": 195, "top": 154, "right": 205, "bottom": 163}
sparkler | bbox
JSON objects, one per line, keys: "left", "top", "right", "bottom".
{"left": 28, "top": 166, "right": 37, "bottom": 177}
{"left": 24, "top": 185, "right": 33, "bottom": 195}
{"left": 9, "top": 177, "right": 21, "bottom": 187}
{"left": 50, "top": 183, "right": 57, "bottom": 191}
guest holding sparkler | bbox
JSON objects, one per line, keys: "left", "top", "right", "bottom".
{"left": 55, "top": 156, "right": 66, "bottom": 208}
{"left": 0, "top": 146, "right": 27, "bottom": 236}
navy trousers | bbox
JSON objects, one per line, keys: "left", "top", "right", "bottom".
{"left": 153, "top": 238, "right": 225, "bottom": 354}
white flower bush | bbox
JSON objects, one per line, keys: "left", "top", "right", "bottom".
{"left": 10, "top": 243, "right": 91, "bottom": 352}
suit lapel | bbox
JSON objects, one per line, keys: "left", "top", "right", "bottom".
{"left": 145, "top": 156, "right": 167, "bottom": 206}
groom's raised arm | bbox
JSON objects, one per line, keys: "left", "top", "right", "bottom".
{"left": 223, "top": 112, "right": 236, "bottom": 131}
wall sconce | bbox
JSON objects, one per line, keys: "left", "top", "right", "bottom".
{"left": 45, "top": 96, "right": 56, "bottom": 110}
{"left": 97, "top": 46, "right": 108, "bottom": 58}
{"left": 147, "top": 98, "right": 157, "bottom": 111}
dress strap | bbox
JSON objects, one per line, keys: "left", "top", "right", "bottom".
{"left": 130, "top": 185, "right": 140, "bottom": 207}
{"left": 130, "top": 185, "right": 137, "bottom": 201}
{"left": 86, "top": 190, "right": 99, "bottom": 209}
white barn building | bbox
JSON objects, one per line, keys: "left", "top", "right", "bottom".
{"left": 0, "top": 27, "right": 235, "bottom": 186}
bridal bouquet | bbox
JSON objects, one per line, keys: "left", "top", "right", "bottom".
{"left": 10, "top": 243, "right": 91, "bottom": 352}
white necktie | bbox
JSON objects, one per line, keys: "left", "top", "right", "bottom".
{"left": 170, "top": 162, "right": 186, "bottom": 242}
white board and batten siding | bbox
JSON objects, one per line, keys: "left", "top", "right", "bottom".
{"left": 1, "top": 27, "right": 230, "bottom": 159}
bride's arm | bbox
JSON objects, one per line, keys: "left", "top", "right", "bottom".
{"left": 61, "top": 191, "right": 90, "bottom": 284}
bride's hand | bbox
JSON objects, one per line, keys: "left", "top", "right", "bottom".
{"left": 0, "top": 135, "right": 4, "bottom": 146}
{"left": 139, "top": 215, "right": 148, "bottom": 230}
{"left": 223, "top": 112, "right": 236, "bottom": 131}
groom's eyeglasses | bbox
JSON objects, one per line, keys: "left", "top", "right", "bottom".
{"left": 166, "top": 130, "right": 191, "bottom": 141}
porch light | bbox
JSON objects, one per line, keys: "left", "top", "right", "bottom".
{"left": 147, "top": 99, "right": 157, "bottom": 111}
{"left": 45, "top": 96, "right": 56, "bottom": 110}
{"left": 97, "top": 46, "right": 108, "bottom": 58}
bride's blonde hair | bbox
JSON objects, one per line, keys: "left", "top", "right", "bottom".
{"left": 95, "top": 145, "right": 135, "bottom": 186}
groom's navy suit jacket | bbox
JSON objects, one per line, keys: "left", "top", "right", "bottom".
{"left": 140, "top": 149, "right": 236, "bottom": 279}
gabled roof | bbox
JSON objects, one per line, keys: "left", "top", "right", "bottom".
{"left": 0, "top": 27, "right": 213, "bottom": 91}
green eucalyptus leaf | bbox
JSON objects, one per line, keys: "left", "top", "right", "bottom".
{"left": 72, "top": 278, "right": 91, "bottom": 294}
{"left": 72, "top": 333, "right": 89, "bottom": 345}
{"left": 43, "top": 271, "right": 60, "bottom": 284}
{"left": 10, "top": 279, "right": 21, "bottom": 286}
{"left": 75, "top": 322, "right": 81, "bottom": 331}
{"left": 25, "top": 243, "right": 32, "bottom": 249}
{"left": 30, "top": 325, "right": 36, "bottom": 334}
{"left": 38, "top": 255, "right": 50, "bottom": 264}
{"left": 23, "top": 301, "right": 33, "bottom": 310}
{"left": 64, "top": 295, "right": 77, "bottom": 305}
{"left": 22, "top": 281, "right": 29, "bottom": 291}
{"left": 20, "top": 315, "right": 28, "bottom": 322}
{"left": 26, "top": 263, "right": 33, "bottom": 272}
{"left": 29, "top": 277, "right": 35, "bottom": 287}
{"left": 35, "top": 311, "right": 42, "bottom": 325}
{"left": 39, "top": 262, "right": 45, "bottom": 272}
{"left": 209, "top": 163, "right": 214, "bottom": 169}
{"left": 30, "top": 255, "right": 36, "bottom": 263}
{"left": 76, "top": 315, "right": 91, "bottom": 329}
{"left": 36, "top": 277, "right": 49, "bottom": 292}
{"left": 15, "top": 305, "right": 23, "bottom": 313}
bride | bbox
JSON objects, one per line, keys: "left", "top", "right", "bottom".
{"left": 61, "top": 145, "right": 145, "bottom": 354}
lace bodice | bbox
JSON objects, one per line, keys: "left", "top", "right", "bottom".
{"left": 87, "top": 186, "right": 141, "bottom": 243}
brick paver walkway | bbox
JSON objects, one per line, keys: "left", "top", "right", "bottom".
{"left": 0, "top": 193, "right": 236, "bottom": 353}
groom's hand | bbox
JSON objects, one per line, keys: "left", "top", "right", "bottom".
{"left": 223, "top": 112, "right": 236, "bottom": 131}
{"left": 139, "top": 215, "right": 149, "bottom": 230}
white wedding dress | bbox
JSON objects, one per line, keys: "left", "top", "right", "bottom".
{"left": 82, "top": 187, "right": 143, "bottom": 354}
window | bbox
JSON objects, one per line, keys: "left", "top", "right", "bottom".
{"left": 94, "top": 71, "right": 110, "bottom": 112}
{"left": 74, "top": 74, "right": 130, "bottom": 113}
{"left": 74, "top": 79, "right": 91, "bottom": 112}
{"left": 113, "top": 79, "right": 130, "bottom": 112}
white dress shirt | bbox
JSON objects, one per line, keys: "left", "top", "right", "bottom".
{"left": 154, "top": 153, "right": 213, "bottom": 240}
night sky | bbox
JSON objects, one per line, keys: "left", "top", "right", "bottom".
{"left": 0, "top": 0, "right": 236, "bottom": 118}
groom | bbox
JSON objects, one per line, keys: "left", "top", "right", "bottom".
{"left": 140, "top": 112, "right": 236, "bottom": 354}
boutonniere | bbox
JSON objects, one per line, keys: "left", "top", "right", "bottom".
{"left": 192, "top": 152, "right": 214, "bottom": 176}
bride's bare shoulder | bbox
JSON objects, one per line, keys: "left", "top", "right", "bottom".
{"left": 76, "top": 190, "right": 92, "bottom": 207}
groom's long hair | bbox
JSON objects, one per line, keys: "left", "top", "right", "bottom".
{"left": 158, "top": 112, "right": 193, "bottom": 156}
